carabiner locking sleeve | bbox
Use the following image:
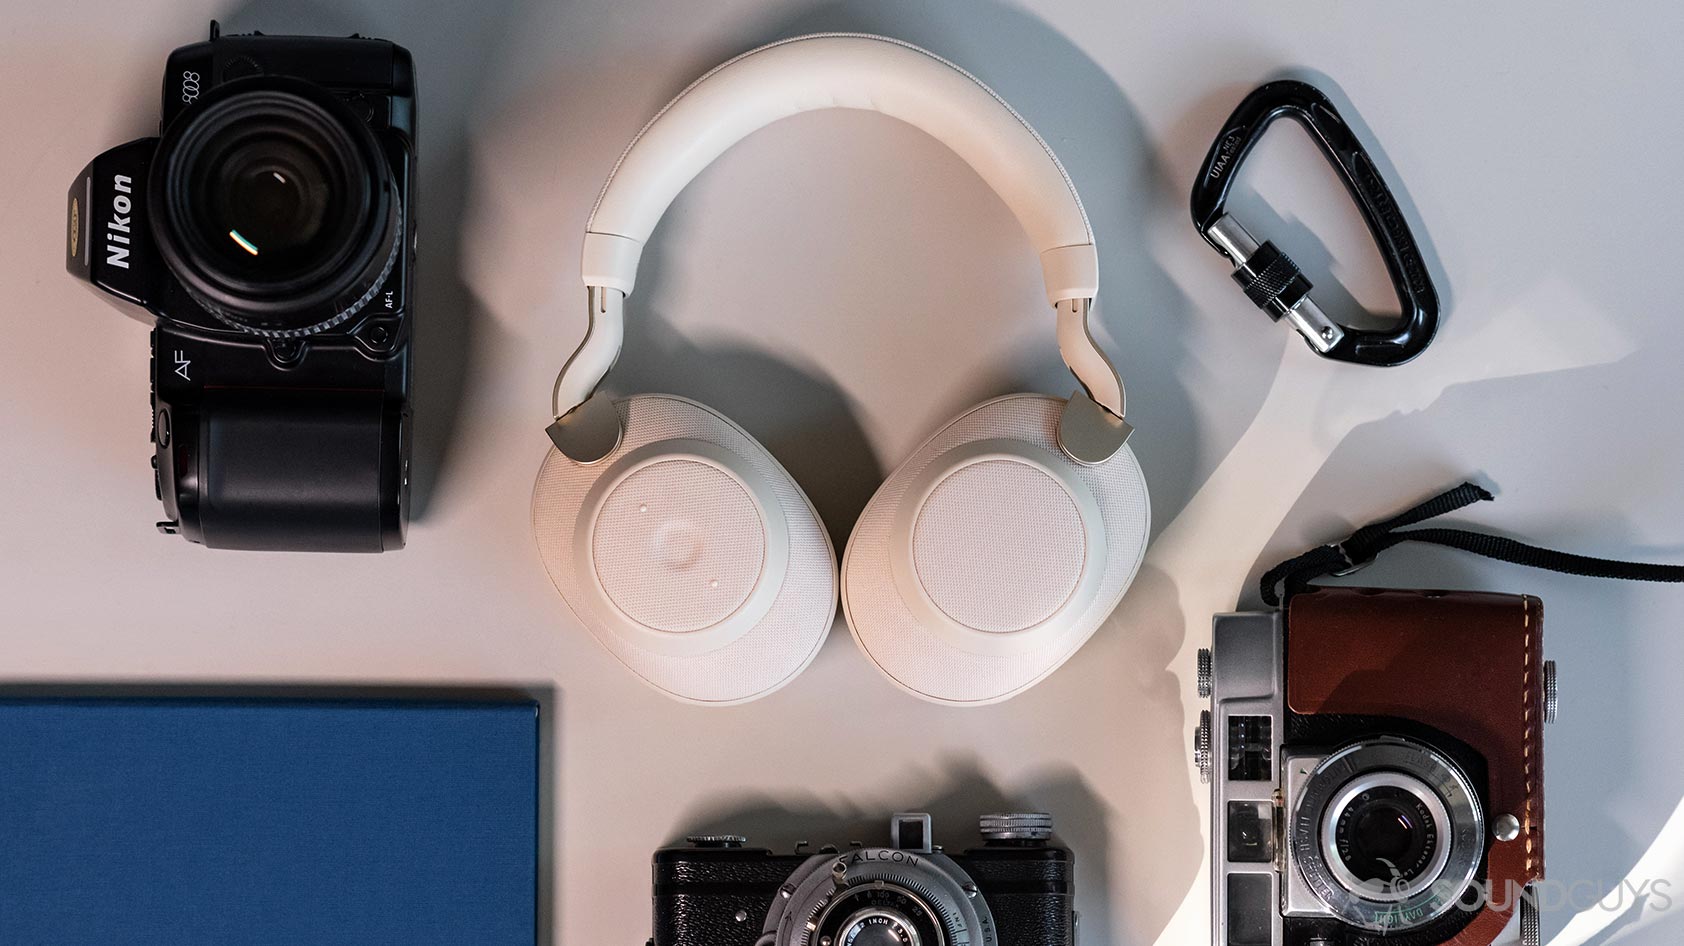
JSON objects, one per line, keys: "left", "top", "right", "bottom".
{"left": 1191, "top": 80, "right": 1439, "bottom": 366}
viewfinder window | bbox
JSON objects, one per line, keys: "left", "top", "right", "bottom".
{"left": 1227, "top": 715, "right": 1272, "bottom": 781}
{"left": 1226, "top": 801, "right": 1275, "bottom": 863}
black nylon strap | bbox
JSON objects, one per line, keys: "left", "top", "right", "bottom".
{"left": 1260, "top": 482, "right": 1684, "bottom": 606}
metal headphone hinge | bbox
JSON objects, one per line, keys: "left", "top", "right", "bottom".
{"left": 1057, "top": 389, "right": 1132, "bottom": 465}
{"left": 546, "top": 391, "right": 623, "bottom": 464}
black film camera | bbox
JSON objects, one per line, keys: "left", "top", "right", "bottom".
{"left": 66, "top": 22, "right": 415, "bottom": 551}
{"left": 651, "top": 813, "right": 1076, "bottom": 946}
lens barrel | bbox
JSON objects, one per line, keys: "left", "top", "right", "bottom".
{"left": 816, "top": 888, "right": 937, "bottom": 946}
{"left": 1290, "top": 737, "right": 1485, "bottom": 933}
{"left": 763, "top": 840, "right": 998, "bottom": 946}
{"left": 1333, "top": 784, "right": 1439, "bottom": 886}
{"left": 149, "top": 77, "right": 399, "bottom": 336}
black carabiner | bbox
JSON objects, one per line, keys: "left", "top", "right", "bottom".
{"left": 1191, "top": 79, "right": 1439, "bottom": 366}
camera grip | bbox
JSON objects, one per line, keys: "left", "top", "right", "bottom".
{"left": 164, "top": 389, "right": 405, "bottom": 551}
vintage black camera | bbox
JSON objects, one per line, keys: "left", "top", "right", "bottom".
{"left": 651, "top": 813, "right": 1076, "bottom": 946}
{"left": 66, "top": 22, "right": 414, "bottom": 551}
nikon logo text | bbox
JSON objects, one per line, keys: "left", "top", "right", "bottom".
{"left": 106, "top": 174, "right": 134, "bottom": 269}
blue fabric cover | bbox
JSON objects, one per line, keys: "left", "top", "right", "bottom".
{"left": 0, "top": 699, "right": 537, "bottom": 945}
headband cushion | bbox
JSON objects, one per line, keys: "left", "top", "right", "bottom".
{"left": 583, "top": 33, "right": 1097, "bottom": 305}
{"left": 554, "top": 33, "right": 1128, "bottom": 429}
{"left": 841, "top": 394, "right": 1149, "bottom": 704}
{"left": 533, "top": 395, "right": 837, "bottom": 704}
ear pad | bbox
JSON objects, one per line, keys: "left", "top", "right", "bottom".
{"left": 532, "top": 395, "right": 838, "bottom": 705}
{"left": 841, "top": 394, "right": 1149, "bottom": 705}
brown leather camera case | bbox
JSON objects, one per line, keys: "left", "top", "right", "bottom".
{"left": 1286, "top": 587, "right": 1545, "bottom": 946}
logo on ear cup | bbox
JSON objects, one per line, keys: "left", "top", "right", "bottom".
{"left": 574, "top": 439, "right": 792, "bottom": 656}
{"left": 534, "top": 395, "right": 839, "bottom": 704}
{"left": 652, "top": 520, "right": 705, "bottom": 569}
{"left": 591, "top": 458, "right": 768, "bottom": 634}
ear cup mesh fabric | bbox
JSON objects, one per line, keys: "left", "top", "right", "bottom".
{"left": 533, "top": 395, "right": 837, "bottom": 704}
{"left": 591, "top": 459, "right": 767, "bottom": 633}
{"left": 843, "top": 394, "right": 1148, "bottom": 704}
{"left": 912, "top": 459, "right": 1085, "bottom": 633}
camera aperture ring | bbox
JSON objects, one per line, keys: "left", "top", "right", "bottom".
{"left": 1291, "top": 736, "right": 1484, "bottom": 933}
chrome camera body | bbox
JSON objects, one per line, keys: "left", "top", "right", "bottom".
{"left": 1197, "top": 590, "right": 1553, "bottom": 946}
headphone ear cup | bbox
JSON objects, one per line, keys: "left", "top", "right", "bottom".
{"left": 841, "top": 394, "right": 1149, "bottom": 705}
{"left": 532, "top": 395, "right": 838, "bottom": 705}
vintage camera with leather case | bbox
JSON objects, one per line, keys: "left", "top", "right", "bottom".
{"left": 1197, "top": 588, "right": 1553, "bottom": 946}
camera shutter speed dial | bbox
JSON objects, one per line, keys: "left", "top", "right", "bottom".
{"left": 1196, "top": 647, "right": 1213, "bottom": 698}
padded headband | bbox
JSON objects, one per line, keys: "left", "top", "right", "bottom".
{"left": 583, "top": 33, "right": 1098, "bottom": 302}
{"left": 555, "top": 34, "right": 1127, "bottom": 441}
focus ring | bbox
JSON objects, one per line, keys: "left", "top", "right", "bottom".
{"left": 148, "top": 77, "right": 400, "bottom": 337}
{"left": 197, "top": 208, "right": 400, "bottom": 338}
{"left": 1290, "top": 737, "right": 1484, "bottom": 933}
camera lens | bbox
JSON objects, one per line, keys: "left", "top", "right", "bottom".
{"left": 1319, "top": 772, "right": 1453, "bottom": 903}
{"left": 838, "top": 908, "right": 921, "bottom": 946}
{"left": 1333, "top": 784, "right": 1438, "bottom": 886}
{"left": 815, "top": 888, "right": 939, "bottom": 946}
{"left": 206, "top": 139, "right": 333, "bottom": 266}
{"left": 1290, "top": 738, "right": 1485, "bottom": 933}
{"left": 150, "top": 78, "right": 399, "bottom": 336}
{"left": 764, "top": 823, "right": 1004, "bottom": 946}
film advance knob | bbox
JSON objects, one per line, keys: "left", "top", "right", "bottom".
{"left": 979, "top": 813, "right": 1053, "bottom": 841}
{"left": 1194, "top": 710, "right": 1213, "bottom": 784}
{"left": 1196, "top": 648, "right": 1213, "bottom": 698}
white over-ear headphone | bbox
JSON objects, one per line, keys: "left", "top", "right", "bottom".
{"left": 533, "top": 34, "right": 1149, "bottom": 706}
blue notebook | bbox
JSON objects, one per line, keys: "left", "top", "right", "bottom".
{"left": 0, "top": 698, "right": 537, "bottom": 945}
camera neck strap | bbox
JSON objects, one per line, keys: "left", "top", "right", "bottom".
{"left": 1261, "top": 481, "right": 1684, "bottom": 606}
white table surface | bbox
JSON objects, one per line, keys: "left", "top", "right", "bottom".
{"left": 4, "top": 2, "right": 1682, "bottom": 944}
